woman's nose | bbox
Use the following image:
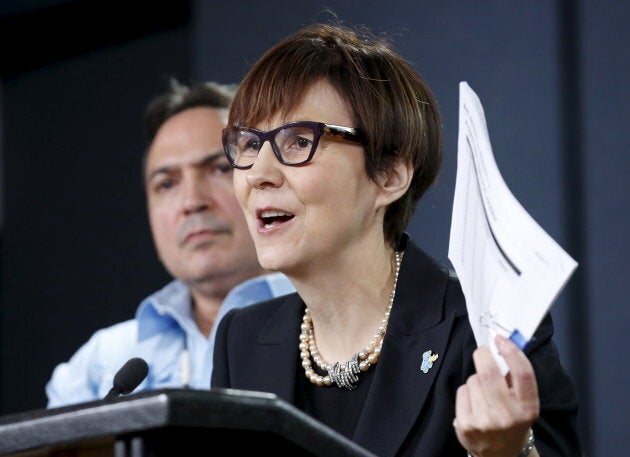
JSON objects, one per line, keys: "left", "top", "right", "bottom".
{"left": 245, "top": 141, "right": 283, "bottom": 189}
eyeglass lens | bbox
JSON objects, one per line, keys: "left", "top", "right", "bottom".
{"left": 226, "top": 123, "right": 318, "bottom": 167}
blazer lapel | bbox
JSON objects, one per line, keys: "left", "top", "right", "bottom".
{"left": 353, "top": 240, "right": 456, "bottom": 457}
{"left": 251, "top": 294, "right": 304, "bottom": 403}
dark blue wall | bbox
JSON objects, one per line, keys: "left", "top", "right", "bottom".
{"left": 1, "top": 1, "right": 628, "bottom": 456}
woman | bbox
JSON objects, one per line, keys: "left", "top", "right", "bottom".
{"left": 213, "top": 23, "right": 580, "bottom": 457}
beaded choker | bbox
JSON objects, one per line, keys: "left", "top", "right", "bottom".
{"left": 299, "top": 250, "right": 403, "bottom": 390}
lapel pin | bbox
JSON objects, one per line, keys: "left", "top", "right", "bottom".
{"left": 420, "top": 350, "right": 439, "bottom": 373}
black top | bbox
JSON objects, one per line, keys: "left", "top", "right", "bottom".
{"left": 296, "top": 360, "right": 375, "bottom": 440}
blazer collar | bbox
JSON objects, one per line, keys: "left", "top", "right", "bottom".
{"left": 353, "top": 237, "right": 456, "bottom": 457}
{"left": 255, "top": 294, "right": 304, "bottom": 403}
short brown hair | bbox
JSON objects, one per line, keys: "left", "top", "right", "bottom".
{"left": 229, "top": 24, "right": 442, "bottom": 247}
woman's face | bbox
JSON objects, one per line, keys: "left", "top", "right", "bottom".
{"left": 232, "top": 80, "right": 387, "bottom": 274}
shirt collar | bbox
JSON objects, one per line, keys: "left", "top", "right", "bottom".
{"left": 136, "top": 280, "right": 194, "bottom": 341}
{"left": 135, "top": 274, "right": 295, "bottom": 342}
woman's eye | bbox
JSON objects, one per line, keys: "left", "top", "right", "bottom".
{"left": 246, "top": 139, "right": 261, "bottom": 150}
{"left": 296, "top": 137, "right": 312, "bottom": 148}
{"left": 238, "top": 136, "right": 260, "bottom": 152}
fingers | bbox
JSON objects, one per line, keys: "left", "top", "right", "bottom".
{"left": 472, "top": 335, "right": 539, "bottom": 422}
{"left": 454, "top": 382, "right": 471, "bottom": 426}
{"left": 453, "top": 336, "right": 540, "bottom": 455}
{"left": 468, "top": 346, "right": 514, "bottom": 428}
{"left": 454, "top": 383, "right": 476, "bottom": 449}
{"left": 495, "top": 334, "right": 539, "bottom": 419}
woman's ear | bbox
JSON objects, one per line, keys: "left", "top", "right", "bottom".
{"left": 375, "top": 158, "right": 414, "bottom": 207}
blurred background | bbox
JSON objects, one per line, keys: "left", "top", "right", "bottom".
{"left": 1, "top": 1, "right": 628, "bottom": 456}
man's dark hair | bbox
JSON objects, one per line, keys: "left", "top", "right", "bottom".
{"left": 144, "top": 78, "right": 237, "bottom": 142}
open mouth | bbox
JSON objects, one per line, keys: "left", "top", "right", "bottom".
{"left": 258, "top": 209, "right": 295, "bottom": 229}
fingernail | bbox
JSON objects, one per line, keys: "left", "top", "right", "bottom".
{"left": 496, "top": 334, "right": 509, "bottom": 345}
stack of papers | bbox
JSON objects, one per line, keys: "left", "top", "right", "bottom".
{"left": 448, "top": 82, "right": 578, "bottom": 374}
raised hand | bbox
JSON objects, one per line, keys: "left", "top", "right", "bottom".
{"left": 454, "top": 334, "right": 539, "bottom": 457}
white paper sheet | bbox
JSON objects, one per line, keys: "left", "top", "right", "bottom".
{"left": 448, "top": 82, "right": 578, "bottom": 374}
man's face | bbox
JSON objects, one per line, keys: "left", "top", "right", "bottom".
{"left": 144, "top": 107, "right": 265, "bottom": 295}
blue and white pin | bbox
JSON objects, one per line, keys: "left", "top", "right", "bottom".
{"left": 420, "top": 350, "right": 439, "bottom": 373}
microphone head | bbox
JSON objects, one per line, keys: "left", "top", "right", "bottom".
{"left": 112, "top": 357, "right": 149, "bottom": 395}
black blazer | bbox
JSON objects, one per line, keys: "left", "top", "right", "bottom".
{"left": 212, "top": 236, "right": 580, "bottom": 456}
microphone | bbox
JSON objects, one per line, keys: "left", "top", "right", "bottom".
{"left": 103, "top": 357, "right": 149, "bottom": 401}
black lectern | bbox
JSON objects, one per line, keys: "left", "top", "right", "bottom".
{"left": 0, "top": 388, "right": 377, "bottom": 457}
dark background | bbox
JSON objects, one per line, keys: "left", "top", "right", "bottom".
{"left": 1, "top": 1, "right": 628, "bottom": 456}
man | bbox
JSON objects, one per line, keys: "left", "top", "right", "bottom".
{"left": 45, "top": 79, "right": 294, "bottom": 407}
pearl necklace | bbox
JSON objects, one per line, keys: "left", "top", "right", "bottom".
{"left": 299, "top": 251, "right": 403, "bottom": 390}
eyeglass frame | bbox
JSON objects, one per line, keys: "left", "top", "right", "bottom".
{"left": 222, "top": 120, "right": 365, "bottom": 169}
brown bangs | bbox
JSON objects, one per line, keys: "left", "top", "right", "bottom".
{"left": 228, "top": 24, "right": 365, "bottom": 129}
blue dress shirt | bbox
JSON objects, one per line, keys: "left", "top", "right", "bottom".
{"left": 45, "top": 273, "right": 294, "bottom": 408}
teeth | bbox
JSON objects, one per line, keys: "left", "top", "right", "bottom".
{"left": 260, "top": 210, "right": 291, "bottom": 218}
